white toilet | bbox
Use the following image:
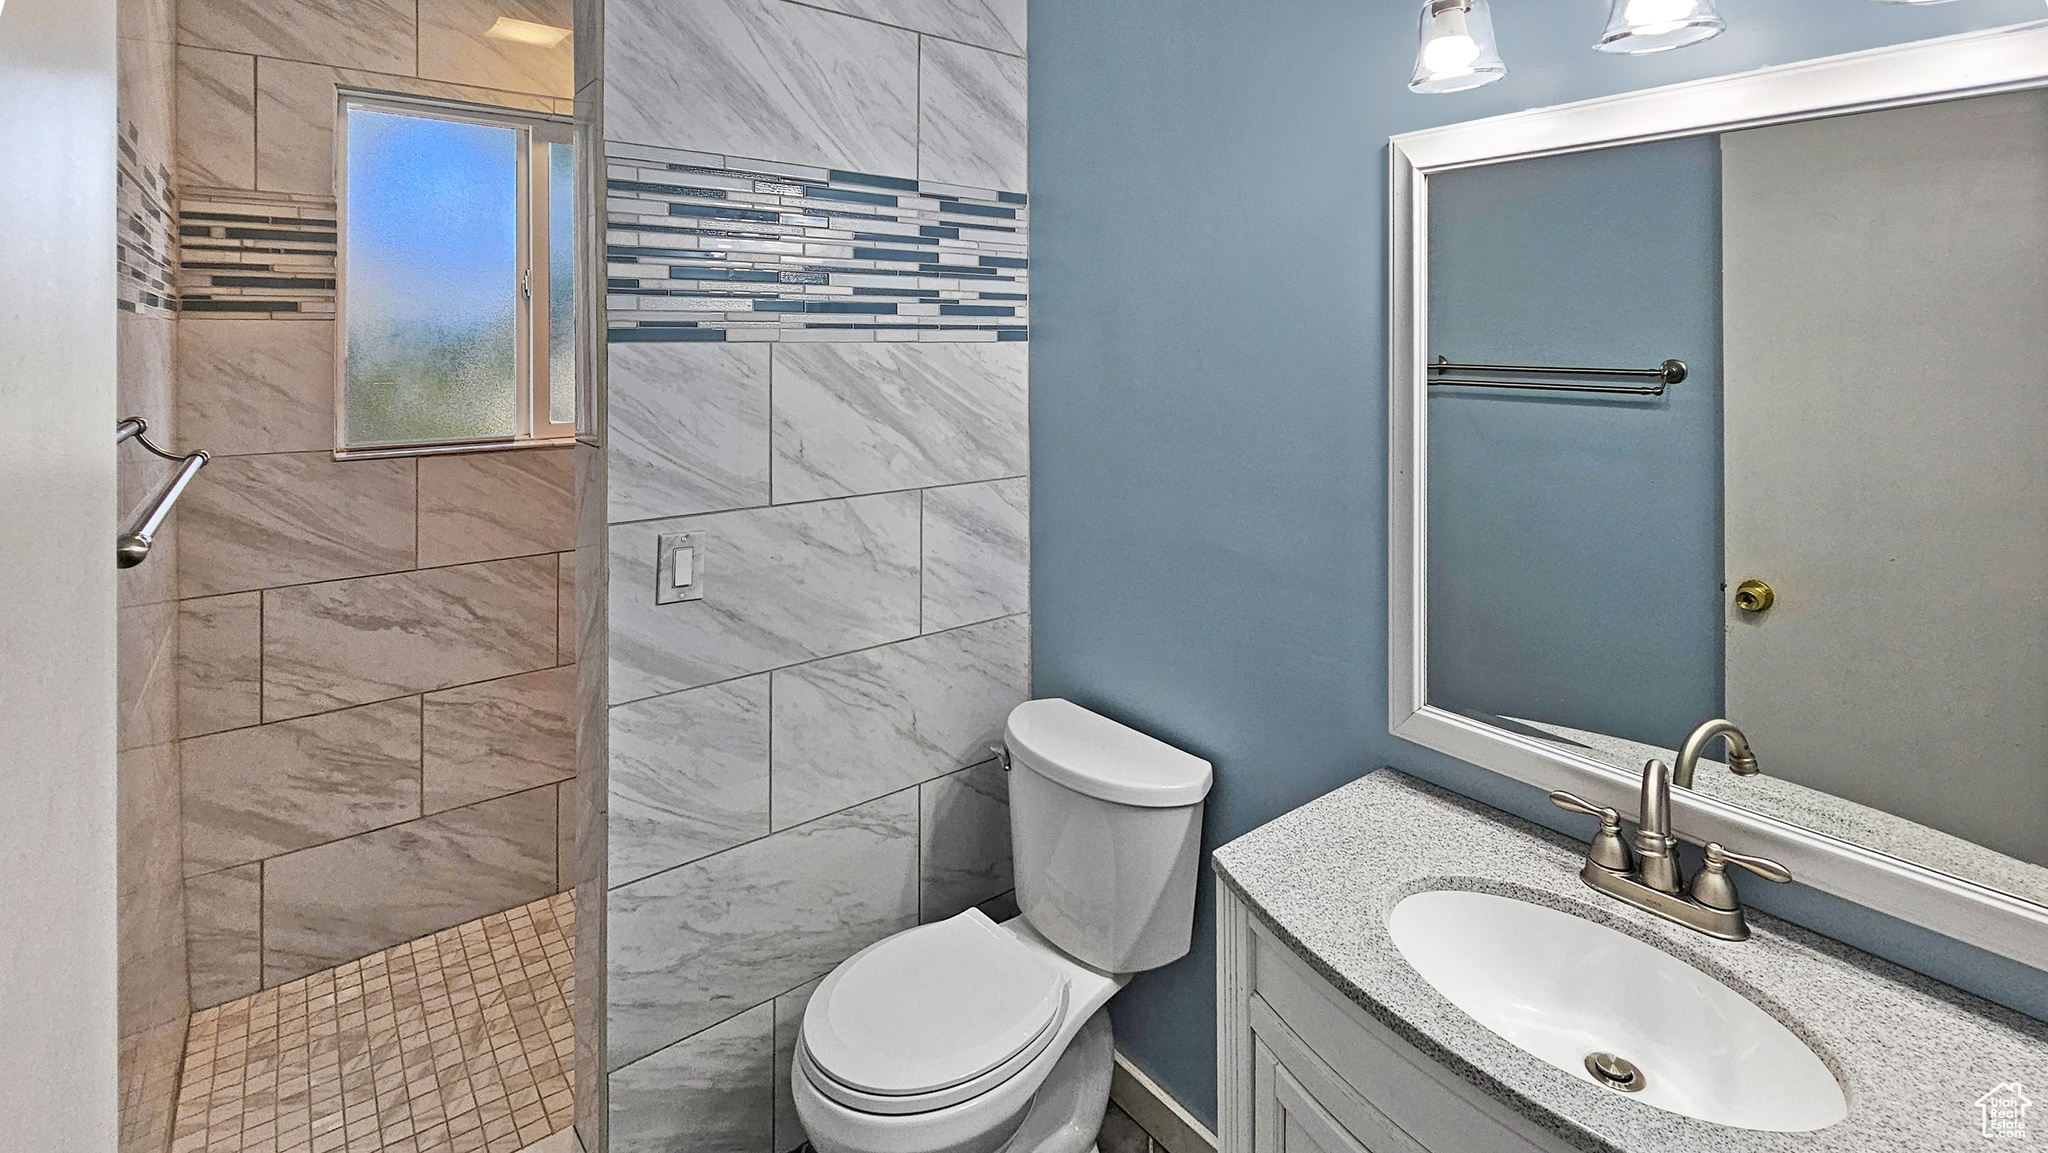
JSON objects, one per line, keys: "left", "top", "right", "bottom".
{"left": 792, "top": 698, "right": 1213, "bottom": 1153}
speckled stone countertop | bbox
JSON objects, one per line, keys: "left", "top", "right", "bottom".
{"left": 1212, "top": 770, "right": 2048, "bottom": 1153}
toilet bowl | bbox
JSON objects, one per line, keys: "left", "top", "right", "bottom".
{"left": 792, "top": 699, "right": 1212, "bottom": 1153}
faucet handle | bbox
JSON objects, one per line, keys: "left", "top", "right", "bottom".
{"left": 1691, "top": 842, "right": 1792, "bottom": 911}
{"left": 1549, "top": 791, "right": 1634, "bottom": 874}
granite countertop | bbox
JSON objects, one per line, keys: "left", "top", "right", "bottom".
{"left": 1212, "top": 770, "right": 2048, "bottom": 1153}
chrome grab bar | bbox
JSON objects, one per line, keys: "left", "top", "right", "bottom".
{"left": 116, "top": 417, "right": 209, "bottom": 569}
{"left": 1428, "top": 355, "right": 1687, "bottom": 396}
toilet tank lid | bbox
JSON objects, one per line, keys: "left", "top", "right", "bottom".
{"left": 1004, "top": 699, "right": 1212, "bottom": 808}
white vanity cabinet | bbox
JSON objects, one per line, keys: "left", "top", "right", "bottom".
{"left": 1219, "top": 883, "right": 1576, "bottom": 1153}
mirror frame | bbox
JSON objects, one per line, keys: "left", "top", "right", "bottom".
{"left": 1388, "top": 20, "right": 2048, "bottom": 971}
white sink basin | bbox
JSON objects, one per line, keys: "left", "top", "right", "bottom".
{"left": 1387, "top": 890, "right": 1847, "bottom": 1132}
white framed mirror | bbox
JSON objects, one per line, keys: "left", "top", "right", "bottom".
{"left": 1388, "top": 20, "right": 2048, "bottom": 970}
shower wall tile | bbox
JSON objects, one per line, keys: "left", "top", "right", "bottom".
{"left": 175, "top": 46, "right": 255, "bottom": 189}
{"left": 770, "top": 615, "right": 1029, "bottom": 829}
{"left": 606, "top": 342, "right": 770, "bottom": 522}
{"left": 558, "top": 550, "right": 576, "bottom": 663}
{"left": 422, "top": 665, "right": 577, "bottom": 812}
{"left": 771, "top": 977, "right": 823, "bottom": 1153}
{"left": 180, "top": 697, "right": 423, "bottom": 874}
{"left": 185, "top": 864, "right": 262, "bottom": 1008}
{"left": 917, "top": 37, "right": 1027, "bottom": 192}
{"left": 770, "top": 342, "right": 1028, "bottom": 502}
{"left": 605, "top": 0, "right": 918, "bottom": 175}
{"left": 794, "top": 0, "right": 1025, "bottom": 55}
{"left": 177, "top": 319, "right": 335, "bottom": 457}
{"left": 118, "top": 599, "right": 178, "bottom": 752}
{"left": 118, "top": 741, "right": 184, "bottom": 898}
{"left": 919, "top": 760, "right": 1013, "bottom": 923}
{"left": 418, "top": 447, "right": 577, "bottom": 567}
{"left": 262, "top": 785, "right": 559, "bottom": 984}
{"left": 178, "top": 451, "right": 417, "bottom": 597}
{"left": 605, "top": 790, "right": 918, "bottom": 1067}
{"left": 606, "top": 493, "right": 921, "bottom": 703}
{"left": 262, "top": 554, "right": 559, "bottom": 719}
{"left": 118, "top": 858, "right": 191, "bottom": 1032}
{"left": 922, "top": 477, "right": 1029, "bottom": 632}
{"left": 177, "top": 593, "right": 262, "bottom": 737}
{"left": 608, "top": 675, "right": 771, "bottom": 887}
{"left": 609, "top": 1001, "right": 774, "bottom": 1153}
{"left": 418, "top": 0, "right": 574, "bottom": 97}
{"left": 178, "top": 0, "right": 419, "bottom": 76}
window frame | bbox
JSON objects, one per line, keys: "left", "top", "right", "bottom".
{"left": 333, "top": 89, "right": 578, "bottom": 459}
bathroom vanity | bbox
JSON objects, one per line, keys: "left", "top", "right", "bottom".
{"left": 1213, "top": 771, "right": 2048, "bottom": 1153}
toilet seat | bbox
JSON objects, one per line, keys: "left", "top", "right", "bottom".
{"left": 801, "top": 910, "right": 1069, "bottom": 1115}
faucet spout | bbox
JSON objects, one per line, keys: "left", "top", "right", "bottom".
{"left": 1633, "top": 758, "right": 1682, "bottom": 893}
{"left": 1673, "top": 718, "right": 1758, "bottom": 789}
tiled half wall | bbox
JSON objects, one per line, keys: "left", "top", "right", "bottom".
{"left": 595, "top": 1, "right": 1029, "bottom": 1149}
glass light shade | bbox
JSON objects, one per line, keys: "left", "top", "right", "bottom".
{"left": 1594, "top": 0, "right": 1726, "bottom": 54}
{"left": 1866, "top": 0, "right": 1963, "bottom": 4}
{"left": 1410, "top": 0, "right": 1506, "bottom": 94}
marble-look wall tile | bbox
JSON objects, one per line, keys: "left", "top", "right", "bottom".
{"left": 185, "top": 864, "right": 261, "bottom": 1008}
{"left": 558, "top": 550, "right": 576, "bottom": 664}
{"left": 117, "top": 600, "right": 177, "bottom": 753}
{"left": 770, "top": 342, "right": 1027, "bottom": 502}
{"left": 176, "top": 46, "right": 255, "bottom": 189}
{"left": 606, "top": 790, "right": 918, "bottom": 1066}
{"left": 419, "top": 448, "right": 576, "bottom": 567}
{"left": 118, "top": 741, "right": 183, "bottom": 898}
{"left": 919, "top": 760, "right": 1013, "bottom": 923}
{"left": 118, "top": 859, "right": 190, "bottom": 1032}
{"left": 178, "top": 592, "right": 262, "bottom": 737}
{"left": 607, "top": 494, "right": 920, "bottom": 704}
{"left": 177, "top": 319, "right": 334, "bottom": 456}
{"left": 771, "top": 615, "right": 1028, "bottom": 829}
{"left": 180, "top": 697, "right": 423, "bottom": 874}
{"left": 423, "top": 665, "right": 577, "bottom": 812}
{"left": 178, "top": 0, "right": 418, "bottom": 75}
{"left": 606, "top": 342, "right": 769, "bottom": 523}
{"left": 608, "top": 676, "right": 770, "bottom": 887}
{"left": 556, "top": 781, "right": 575, "bottom": 892}
{"left": 178, "top": 451, "right": 416, "bottom": 598}
{"left": 922, "top": 477, "right": 1028, "bottom": 632}
{"left": 604, "top": 0, "right": 917, "bottom": 175}
{"left": 263, "top": 555, "right": 559, "bottom": 720}
{"left": 772, "top": 978, "right": 822, "bottom": 1153}
{"left": 116, "top": 314, "right": 179, "bottom": 609}
{"left": 420, "top": 0, "right": 574, "bottom": 97}
{"left": 794, "top": 0, "right": 1025, "bottom": 55}
{"left": 609, "top": 1002, "right": 773, "bottom": 1153}
{"left": 263, "top": 786, "right": 558, "bottom": 984}
{"left": 918, "top": 38, "right": 1027, "bottom": 192}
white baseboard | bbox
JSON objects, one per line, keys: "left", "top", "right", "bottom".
{"left": 1110, "top": 1052, "right": 1218, "bottom": 1153}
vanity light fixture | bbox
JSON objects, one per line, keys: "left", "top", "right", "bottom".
{"left": 1594, "top": 0, "right": 1726, "bottom": 54}
{"left": 484, "top": 16, "right": 571, "bottom": 47}
{"left": 1410, "top": 0, "right": 1507, "bottom": 93}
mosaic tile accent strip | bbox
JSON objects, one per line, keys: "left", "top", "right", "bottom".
{"left": 170, "top": 891, "right": 575, "bottom": 1153}
{"left": 119, "top": 121, "right": 178, "bottom": 318}
{"left": 177, "top": 188, "right": 340, "bottom": 319}
{"left": 604, "top": 142, "right": 1028, "bottom": 344}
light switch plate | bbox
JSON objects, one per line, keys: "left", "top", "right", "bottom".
{"left": 656, "top": 531, "right": 704, "bottom": 604}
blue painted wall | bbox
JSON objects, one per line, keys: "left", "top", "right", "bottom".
{"left": 1029, "top": 0, "right": 2048, "bottom": 1127}
{"left": 1428, "top": 138, "right": 1723, "bottom": 747}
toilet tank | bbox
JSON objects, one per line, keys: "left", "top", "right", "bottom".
{"left": 1003, "top": 699, "right": 1212, "bottom": 974}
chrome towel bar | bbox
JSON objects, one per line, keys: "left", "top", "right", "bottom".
{"left": 1428, "top": 355, "right": 1687, "bottom": 396}
{"left": 117, "top": 417, "right": 209, "bottom": 569}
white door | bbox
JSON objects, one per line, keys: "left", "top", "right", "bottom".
{"left": 0, "top": 0, "right": 123, "bottom": 1148}
{"left": 1721, "top": 91, "right": 2048, "bottom": 869}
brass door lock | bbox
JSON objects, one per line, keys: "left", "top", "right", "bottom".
{"left": 1734, "top": 579, "right": 1775, "bottom": 613}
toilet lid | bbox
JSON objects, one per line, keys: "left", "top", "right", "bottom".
{"left": 803, "top": 910, "right": 1068, "bottom": 1097}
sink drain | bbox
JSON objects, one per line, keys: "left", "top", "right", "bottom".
{"left": 1584, "top": 1052, "right": 1646, "bottom": 1093}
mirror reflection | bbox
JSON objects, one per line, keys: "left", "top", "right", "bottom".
{"left": 1425, "top": 89, "right": 2048, "bottom": 907}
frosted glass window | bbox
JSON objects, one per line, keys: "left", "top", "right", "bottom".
{"left": 339, "top": 98, "right": 578, "bottom": 452}
{"left": 547, "top": 141, "right": 577, "bottom": 427}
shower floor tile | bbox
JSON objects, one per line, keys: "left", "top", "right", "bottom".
{"left": 170, "top": 891, "right": 575, "bottom": 1153}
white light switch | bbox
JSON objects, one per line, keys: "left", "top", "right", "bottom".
{"left": 656, "top": 531, "right": 704, "bottom": 604}
{"left": 671, "top": 547, "right": 694, "bottom": 588}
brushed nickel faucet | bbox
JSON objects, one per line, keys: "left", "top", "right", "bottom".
{"left": 1550, "top": 719, "right": 1791, "bottom": 940}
